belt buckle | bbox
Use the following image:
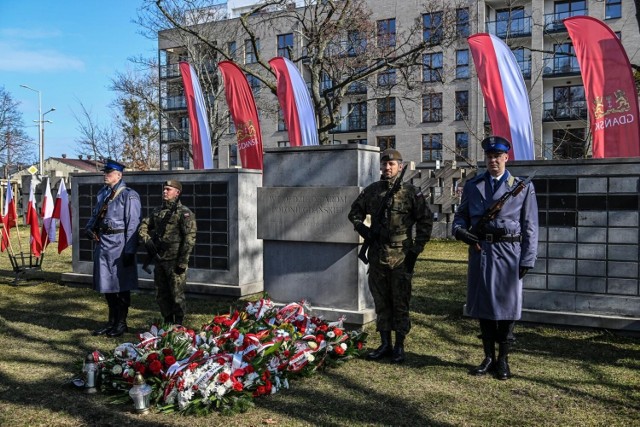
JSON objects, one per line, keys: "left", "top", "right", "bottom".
{"left": 486, "top": 233, "right": 494, "bottom": 243}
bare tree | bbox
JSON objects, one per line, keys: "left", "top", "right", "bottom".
{"left": 147, "top": 0, "right": 467, "bottom": 146}
{"left": 0, "top": 87, "right": 36, "bottom": 176}
{"left": 73, "top": 101, "right": 123, "bottom": 165}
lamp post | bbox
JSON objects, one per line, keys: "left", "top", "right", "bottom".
{"left": 20, "top": 85, "right": 54, "bottom": 175}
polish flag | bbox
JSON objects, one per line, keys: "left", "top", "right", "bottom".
{"left": 1, "top": 180, "right": 16, "bottom": 252}
{"left": 468, "top": 33, "right": 534, "bottom": 160}
{"left": 40, "top": 179, "right": 55, "bottom": 248}
{"left": 179, "top": 61, "right": 214, "bottom": 169}
{"left": 269, "top": 57, "right": 319, "bottom": 147}
{"left": 52, "top": 180, "right": 72, "bottom": 253}
{"left": 26, "top": 182, "right": 42, "bottom": 257}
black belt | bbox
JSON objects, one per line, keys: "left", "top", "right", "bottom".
{"left": 101, "top": 228, "right": 125, "bottom": 235}
{"left": 481, "top": 234, "right": 521, "bottom": 243}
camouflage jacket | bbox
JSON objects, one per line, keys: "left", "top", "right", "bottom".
{"left": 139, "top": 199, "right": 197, "bottom": 268}
{"left": 349, "top": 177, "right": 433, "bottom": 268}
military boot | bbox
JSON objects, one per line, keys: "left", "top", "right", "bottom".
{"left": 163, "top": 314, "right": 174, "bottom": 325}
{"left": 368, "top": 331, "right": 393, "bottom": 360}
{"left": 390, "top": 332, "right": 406, "bottom": 364}
{"left": 496, "top": 342, "right": 512, "bottom": 380}
{"left": 92, "top": 297, "right": 116, "bottom": 336}
{"left": 174, "top": 315, "right": 184, "bottom": 326}
{"left": 472, "top": 339, "right": 496, "bottom": 375}
{"left": 107, "top": 293, "right": 130, "bottom": 338}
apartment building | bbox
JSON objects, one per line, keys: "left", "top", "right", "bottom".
{"left": 157, "top": 0, "right": 639, "bottom": 169}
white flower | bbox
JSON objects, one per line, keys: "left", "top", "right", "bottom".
{"left": 111, "top": 365, "right": 123, "bottom": 375}
{"left": 326, "top": 331, "right": 335, "bottom": 339}
{"left": 306, "top": 353, "right": 315, "bottom": 363}
{"left": 215, "top": 384, "right": 227, "bottom": 398}
{"left": 340, "top": 343, "right": 348, "bottom": 351}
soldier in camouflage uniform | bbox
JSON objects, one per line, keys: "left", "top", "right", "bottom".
{"left": 138, "top": 180, "right": 197, "bottom": 325}
{"left": 348, "top": 149, "right": 433, "bottom": 363}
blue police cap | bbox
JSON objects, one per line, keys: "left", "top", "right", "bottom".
{"left": 481, "top": 136, "right": 511, "bottom": 153}
{"left": 101, "top": 159, "right": 126, "bottom": 173}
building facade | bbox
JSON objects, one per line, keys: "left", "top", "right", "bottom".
{"left": 157, "top": 0, "right": 639, "bottom": 169}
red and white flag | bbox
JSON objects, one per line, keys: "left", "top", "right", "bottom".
{"left": 52, "top": 180, "right": 72, "bottom": 253}
{"left": 179, "top": 61, "right": 214, "bottom": 169}
{"left": 1, "top": 180, "right": 16, "bottom": 252}
{"left": 26, "top": 182, "right": 42, "bottom": 257}
{"left": 40, "top": 179, "right": 55, "bottom": 248}
{"left": 564, "top": 16, "right": 640, "bottom": 158}
{"left": 218, "top": 61, "right": 264, "bottom": 170}
{"left": 269, "top": 57, "right": 319, "bottom": 147}
{"left": 468, "top": 33, "right": 534, "bottom": 160}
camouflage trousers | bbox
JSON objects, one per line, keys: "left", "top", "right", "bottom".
{"left": 154, "top": 261, "right": 187, "bottom": 320}
{"left": 368, "top": 262, "right": 412, "bottom": 335}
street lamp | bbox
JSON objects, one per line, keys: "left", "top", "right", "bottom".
{"left": 20, "top": 85, "right": 54, "bottom": 175}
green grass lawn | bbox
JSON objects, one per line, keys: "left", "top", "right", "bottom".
{"left": 0, "top": 237, "right": 638, "bottom": 426}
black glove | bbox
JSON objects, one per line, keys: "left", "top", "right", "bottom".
{"left": 145, "top": 239, "right": 156, "bottom": 254}
{"left": 519, "top": 267, "right": 530, "bottom": 279}
{"left": 85, "top": 229, "right": 98, "bottom": 241}
{"left": 404, "top": 251, "right": 418, "bottom": 274}
{"left": 122, "top": 254, "right": 135, "bottom": 267}
{"left": 354, "top": 223, "right": 372, "bottom": 240}
{"left": 455, "top": 228, "right": 479, "bottom": 246}
{"left": 174, "top": 265, "right": 186, "bottom": 275}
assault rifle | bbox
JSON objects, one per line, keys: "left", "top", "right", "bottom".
{"left": 468, "top": 172, "right": 536, "bottom": 251}
{"left": 87, "top": 187, "right": 117, "bottom": 242}
{"left": 357, "top": 164, "right": 408, "bottom": 264}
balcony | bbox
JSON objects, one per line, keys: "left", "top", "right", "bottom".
{"left": 517, "top": 59, "right": 532, "bottom": 79}
{"left": 160, "top": 63, "right": 181, "bottom": 79}
{"left": 542, "top": 59, "right": 581, "bottom": 77}
{"left": 543, "top": 101, "right": 588, "bottom": 121}
{"left": 544, "top": 9, "right": 588, "bottom": 33}
{"left": 329, "top": 117, "right": 367, "bottom": 133}
{"left": 161, "top": 127, "right": 189, "bottom": 142}
{"left": 486, "top": 16, "right": 532, "bottom": 38}
{"left": 161, "top": 95, "right": 187, "bottom": 111}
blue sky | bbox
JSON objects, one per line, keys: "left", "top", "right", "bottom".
{"left": 0, "top": 0, "right": 158, "bottom": 162}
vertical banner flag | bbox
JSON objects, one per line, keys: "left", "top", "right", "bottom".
{"left": 41, "top": 178, "right": 55, "bottom": 247}
{"left": 179, "top": 61, "right": 214, "bottom": 169}
{"left": 52, "top": 179, "right": 72, "bottom": 253}
{"left": 2, "top": 180, "right": 16, "bottom": 252}
{"left": 269, "top": 57, "right": 319, "bottom": 146}
{"left": 218, "top": 61, "right": 264, "bottom": 170}
{"left": 564, "top": 16, "right": 640, "bottom": 158}
{"left": 468, "top": 33, "right": 534, "bottom": 160}
{"left": 26, "top": 182, "right": 42, "bottom": 257}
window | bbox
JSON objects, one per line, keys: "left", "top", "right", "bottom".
{"left": 377, "top": 136, "right": 396, "bottom": 150}
{"left": 422, "top": 133, "right": 443, "bottom": 161}
{"left": 455, "top": 91, "right": 469, "bottom": 121}
{"left": 277, "top": 33, "right": 294, "bottom": 58}
{"left": 277, "top": 108, "right": 287, "bottom": 131}
{"left": 422, "top": 93, "right": 443, "bottom": 123}
{"left": 277, "top": 141, "right": 290, "bottom": 147}
{"left": 229, "top": 144, "right": 238, "bottom": 166}
{"left": 347, "top": 31, "right": 367, "bottom": 56}
{"left": 228, "top": 115, "right": 236, "bottom": 134}
{"left": 552, "top": 128, "right": 586, "bottom": 159}
{"left": 423, "top": 52, "right": 443, "bottom": 82}
{"left": 347, "top": 102, "right": 367, "bottom": 131}
{"left": 456, "top": 8, "right": 470, "bottom": 38}
{"left": 554, "top": 1, "right": 587, "bottom": 18}
{"left": 496, "top": 7, "right": 526, "bottom": 37}
{"left": 455, "top": 132, "right": 469, "bottom": 160}
{"left": 320, "top": 72, "right": 333, "bottom": 92}
{"left": 377, "top": 68, "right": 396, "bottom": 87}
{"left": 553, "top": 43, "right": 578, "bottom": 73}
{"left": 377, "top": 97, "right": 396, "bottom": 125}
{"left": 605, "top": 0, "right": 621, "bottom": 20}
{"left": 456, "top": 50, "right": 469, "bottom": 79}
{"left": 423, "top": 12, "right": 443, "bottom": 45}
{"left": 512, "top": 47, "right": 531, "bottom": 77}
{"left": 553, "top": 85, "right": 586, "bottom": 119}
{"left": 227, "top": 41, "right": 237, "bottom": 60}
{"left": 377, "top": 18, "right": 396, "bottom": 48}
{"left": 244, "top": 38, "right": 259, "bottom": 64}
{"left": 246, "top": 74, "right": 261, "bottom": 93}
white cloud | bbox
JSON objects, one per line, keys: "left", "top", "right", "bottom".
{"left": 0, "top": 42, "right": 85, "bottom": 72}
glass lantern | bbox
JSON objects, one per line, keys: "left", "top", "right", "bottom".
{"left": 129, "top": 372, "right": 152, "bottom": 414}
{"left": 82, "top": 353, "right": 98, "bottom": 394}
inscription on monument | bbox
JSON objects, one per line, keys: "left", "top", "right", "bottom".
{"left": 258, "top": 187, "right": 361, "bottom": 243}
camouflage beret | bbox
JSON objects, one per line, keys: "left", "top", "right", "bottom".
{"left": 164, "top": 180, "right": 182, "bottom": 192}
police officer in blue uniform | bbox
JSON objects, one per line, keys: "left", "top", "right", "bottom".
{"left": 85, "top": 159, "right": 142, "bottom": 337}
{"left": 452, "top": 136, "right": 538, "bottom": 380}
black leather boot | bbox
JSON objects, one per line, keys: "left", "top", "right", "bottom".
{"left": 92, "top": 295, "right": 115, "bottom": 336}
{"left": 107, "top": 293, "right": 129, "bottom": 337}
{"left": 174, "top": 315, "right": 184, "bottom": 325}
{"left": 496, "top": 342, "right": 512, "bottom": 380}
{"left": 472, "top": 339, "right": 496, "bottom": 375}
{"left": 368, "top": 331, "right": 393, "bottom": 360}
{"left": 390, "top": 332, "right": 405, "bottom": 364}
{"left": 163, "top": 315, "right": 174, "bottom": 325}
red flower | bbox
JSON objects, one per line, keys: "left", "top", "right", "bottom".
{"left": 133, "top": 362, "right": 146, "bottom": 375}
{"left": 212, "top": 325, "right": 222, "bottom": 335}
{"left": 216, "top": 357, "right": 226, "bottom": 365}
{"left": 232, "top": 381, "right": 244, "bottom": 391}
{"left": 333, "top": 328, "right": 343, "bottom": 336}
{"left": 147, "top": 353, "right": 159, "bottom": 362}
{"left": 218, "top": 372, "right": 230, "bottom": 383}
{"left": 245, "top": 365, "right": 255, "bottom": 374}
{"left": 254, "top": 385, "right": 267, "bottom": 397}
{"left": 315, "top": 334, "right": 325, "bottom": 343}
{"left": 188, "top": 362, "right": 199, "bottom": 371}
{"left": 334, "top": 346, "right": 345, "bottom": 355}
{"left": 232, "top": 368, "right": 245, "bottom": 378}
{"left": 357, "top": 342, "right": 363, "bottom": 350}
{"left": 148, "top": 360, "right": 163, "bottom": 375}
{"left": 229, "top": 329, "right": 240, "bottom": 340}
{"left": 162, "top": 348, "right": 173, "bottom": 356}
{"left": 164, "top": 355, "right": 176, "bottom": 367}
{"left": 261, "top": 370, "right": 271, "bottom": 381}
